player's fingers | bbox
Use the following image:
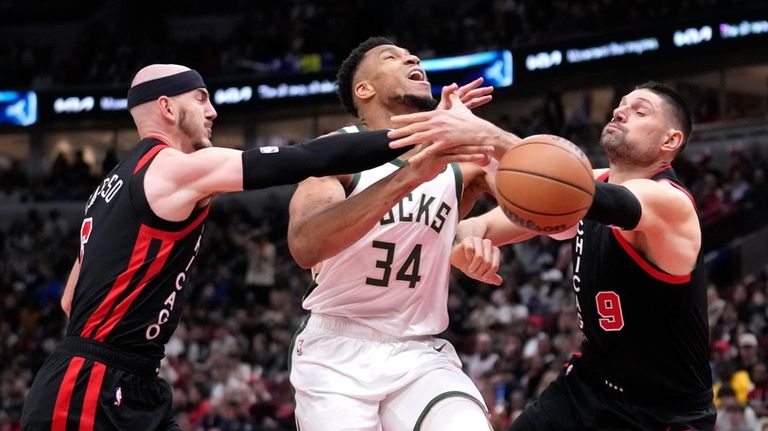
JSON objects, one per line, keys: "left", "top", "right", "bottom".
{"left": 466, "top": 85, "right": 494, "bottom": 97}
{"left": 460, "top": 86, "right": 493, "bottom": 104}
{"left": 435, "top": 153, "right": 489, "bottom": 165}
{"left": 411, "top": 142, "right": 491, "bottom": 165}
{"left": 448, "top": 92, "right": 465, "bottom": 107}
{"left": 442, "top": 83, "right": 458, "bottom": 95}
{"left": 463, "top": 242, "right": 475, "bottom": 261}
{"left": 390, "top": 111, "right": 436, "bottom": 127}
{"left": 488, "top": 240, "right": 502, "bottom": 285}
{"left": 442, "top": 144, "right": 494, "bottom": 156}
{"left": 490, "top": 246, "right": 502, "bottom": 285}
{"left": 464, "top": 95, "right": 493, "bottom": 110}
{"left": 388, "top": 130, "right": 435, "bottom": 149}
{"left": 467, "top": 238, "right": 485, "bottom": 273}
{"left": 389, "top": 120, "right": 436, "bottom": 139}
{"left": 456, "top": 77, "right": 484, "bottom": 97}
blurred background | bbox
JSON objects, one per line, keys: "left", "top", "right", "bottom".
{"left": 1, "top": 1, "right": 768, "bottom": 430}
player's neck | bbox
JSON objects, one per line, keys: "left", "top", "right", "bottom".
{"left": 608, "top": 159, "right": 671, "bottom": 183}
{"left": 138, "top": 128, "right": 183, "bottom": 151}
{"left": 359, "top": 104, "right": 420, "bottom": 130}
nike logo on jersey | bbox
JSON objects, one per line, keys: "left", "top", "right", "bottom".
{"left": 433, "top": 343, "right": 447, "bottom": 352}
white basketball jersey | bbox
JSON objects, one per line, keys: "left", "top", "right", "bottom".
{"left": 302, "top": 143, "right": 463, "bottom": 337}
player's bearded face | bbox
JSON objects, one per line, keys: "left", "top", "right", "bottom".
{"left": 600, "top": 123, "right": 655, "bottom": 166}
{"left": 179, "top": 107, "right": 212, "bottom": 151}
{"left": 391, "top": 94, "right": 438, "bottom": 112}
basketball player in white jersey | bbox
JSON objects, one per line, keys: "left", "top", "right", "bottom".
{"left": 287, "top": 37, "right": 521, "bottom": 431}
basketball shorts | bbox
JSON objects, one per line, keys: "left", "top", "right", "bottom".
{"left": 289, "top": 314, "right": 488, "bottom": 431}
{"left": 509, "top": 353, "right": 716, "bottom": 431}
{"left": 21, "top": 337, "right": 178, "bottom": 431}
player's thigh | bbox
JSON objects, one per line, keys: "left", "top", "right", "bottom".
{"left": 294, "top": 389, "right": 381, "bottom": 431}
{"left": 380, "top": 367, "right": 489, "bottom": 431}
{"left": 94, "top": 369, "right": 174, "bottom": 431}
{"left": 21, "top": 352, "right": 72, "bottom": 430}
{"left": 508, "top": 371, "right": 590, "bottom": 431}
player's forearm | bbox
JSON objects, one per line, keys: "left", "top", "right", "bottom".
{"left": 288, "top": 167, "right": 424, "bottom": 268}
{"left": 242, "top": 131, "right": 408, "bottom": 189}
{"left": 475, "top": 207, "right": 536, "bottom": 246}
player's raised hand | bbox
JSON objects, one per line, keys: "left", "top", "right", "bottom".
{"left": 455, "top": 77, "right": 494, "bottom": 110}
{"left": 450, "top": 236, "right": 502, "bottom": 285}
{"left": 437, "top": 79, "right": 494, "bottom": 111}
{"left": 389, "top": 93, "right": 495, "bottom": 164}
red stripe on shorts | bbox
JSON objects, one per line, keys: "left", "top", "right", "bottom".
{"left": 79, "top": 362, "right": 107, "bottom": 431}
{"left": 52, "top": 356, "right": 86, "bottom": 431}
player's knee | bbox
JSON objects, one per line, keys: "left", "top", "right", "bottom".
{"left": 418, "top": 396, "right": 491, "bottom": 431}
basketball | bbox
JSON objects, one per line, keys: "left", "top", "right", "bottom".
{"left": 495, "top": 134, "right": 595, "bottom": 233}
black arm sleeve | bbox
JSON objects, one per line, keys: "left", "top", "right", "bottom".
{"left": 585, "top": 181, "right": 642, "bottom": 230}
{"left": 241, "top": 130, "right": 411, "bottom": 189}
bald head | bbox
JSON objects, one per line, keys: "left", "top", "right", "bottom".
{"left": 127, "top": 64, "right": 206, "bottom": 111}
{"left": 127, "top": 64, "right": 216, "bottom": 152}
{"left": 131, "top": 64, "right": 191, "bottom": 88}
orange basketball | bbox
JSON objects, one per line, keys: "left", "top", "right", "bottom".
{"left": 495, "top": 134, "right": 595, "bottom": 234}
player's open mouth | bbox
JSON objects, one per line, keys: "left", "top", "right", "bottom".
{"left": 407, "top": 69, "right": 426, "bottom": 81}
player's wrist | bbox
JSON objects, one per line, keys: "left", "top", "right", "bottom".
{"left": 488, "top": 130, "right": 519, "bottom": 160}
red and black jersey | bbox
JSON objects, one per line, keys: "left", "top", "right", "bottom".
{"left": 67, "top": 137, "right": 208, "bottom": 361}
{"left": 572, "top": 165, "right": 712, "bottom": 406}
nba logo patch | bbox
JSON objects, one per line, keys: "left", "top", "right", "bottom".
{"left": 114, "top": 386, "right": 122, "bottom": 406}
{"left": 297, "top": 339, "right": 304, "bottom": 356}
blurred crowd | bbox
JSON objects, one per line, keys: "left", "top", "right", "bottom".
{"left": 0, "top": 0, "right": 764, "bottom": 87}
{"left": 1, "top": 135, "right": 768, "bottom": 430}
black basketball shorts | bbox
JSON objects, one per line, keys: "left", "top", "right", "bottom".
{"left": 21, "top": 337, "right": 179, "bottom": 431}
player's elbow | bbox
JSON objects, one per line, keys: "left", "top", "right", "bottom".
{"left": 288, "top": 235, "right": 319, "bottom": 269}
{"left": 290, "top": 249, "right": 318, "bottom": 269}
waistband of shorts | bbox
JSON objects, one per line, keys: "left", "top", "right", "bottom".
{"left": 57, "top": 337, "right": 160, "bottom": 378}
{"left": 307, "top": 314, "right": 431, "bottom": 342}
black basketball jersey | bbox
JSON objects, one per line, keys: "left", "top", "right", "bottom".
{"left": 572, "top": 165, "right": 712, "bottom": 405}
{"left": 67, "top": 136, "right": 209, "bottom": 361}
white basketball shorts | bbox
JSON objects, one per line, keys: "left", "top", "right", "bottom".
{"left": 289, "top": 314, "right": 487, "bottom": 431}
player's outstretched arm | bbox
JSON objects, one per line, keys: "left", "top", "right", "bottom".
{"left": 144, "top": 131, "right": 416, "bottom": 221}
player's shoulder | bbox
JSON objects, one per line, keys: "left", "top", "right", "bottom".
{"left": 336, "top": 124, "right": 366, "bottom": 134}
{"left": 593, "top": 168, "right": 609, "bottom": 180}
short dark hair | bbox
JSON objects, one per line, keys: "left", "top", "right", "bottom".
{"left": 635, "top": 81, "right": 693, "bottom": 156}
{"left": 336, "top": 36, "right": 395, "bottom": 117}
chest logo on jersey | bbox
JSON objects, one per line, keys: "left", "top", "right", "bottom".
{"left": 85, "top": 174, "right": 123, "bottom": 214}
{"left": 380, "top": 192, "right": 453, "bottom": 234}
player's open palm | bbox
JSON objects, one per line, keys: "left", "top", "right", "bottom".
{"left": 450, "top": 236, "right": 502, "bottom": 285}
